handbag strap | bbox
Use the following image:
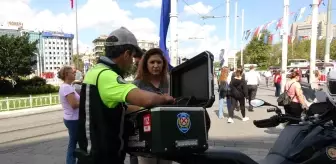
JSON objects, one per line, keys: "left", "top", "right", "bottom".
{"left": 286, "top": 82, "right": 296, "bottom": 100}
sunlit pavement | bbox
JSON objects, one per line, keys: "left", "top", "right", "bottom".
{"left": 0, "top": 79, "right": 282, "bottom": 163}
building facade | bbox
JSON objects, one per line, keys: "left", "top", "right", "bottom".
{"left": 41, "top": 31, "right": 74, "bottom": 73}
{"left": 92, "top": 35, "right": 107, "bottom": 57}
{"left": 292, "top": 12, "right": 336, "bottom": 40}
{"left": 25, "top": 30, "right": 43, "bottom": 75}
{"left": 92, "top": 35, "right": 158, "bottom": 56}
{"left": 137, "top": 40, "right": 159, "bottom": 50}
{"left": 0, "top": 21, "right": 23, "bottom": 37}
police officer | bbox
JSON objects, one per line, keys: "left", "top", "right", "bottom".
{"left": 76, "top": 27, "right": 175, "bottom": 164}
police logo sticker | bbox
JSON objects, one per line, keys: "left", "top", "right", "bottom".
{"left": 326, "top": 146, "right": 336, "bottom": 160}
{"left": 177, "top": 112, "right": 191, "bottom": 133}
{"left": 117, "top": 76, "right": 127, "bottom": 84}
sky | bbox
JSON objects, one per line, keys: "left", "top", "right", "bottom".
{"left": 0, "top": 0, "right": 335, "bottom": 60}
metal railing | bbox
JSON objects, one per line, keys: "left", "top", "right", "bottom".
{"left": 0, "top": 94, "right": 60, "bottom": 111}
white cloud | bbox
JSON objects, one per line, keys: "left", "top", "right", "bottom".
{"left": 135, "top": 0, "right": 161, "bottom": 8}
{"left": 183, "top": 2, "right": 213, "bottom": 15}
{"left": 0, "top": 0, "right": 159, "bottom": 53}
{"left": 0, "top": 0, "right": 225, "bottom": 61}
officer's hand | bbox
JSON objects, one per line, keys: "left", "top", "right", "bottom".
{"left": 163, "top": 95, "right": 175, "bottom": 104}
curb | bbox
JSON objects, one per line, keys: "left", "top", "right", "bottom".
{"left": 0, "top": 105, "right": 62, "bottom": 120}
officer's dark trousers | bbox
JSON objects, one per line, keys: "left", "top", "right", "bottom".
{"left": 247, "top": 85, "right": 258, "bottom": 111}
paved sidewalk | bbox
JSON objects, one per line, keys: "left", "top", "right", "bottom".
{"left": 0, "top": 86, "right": 282, "bottom": 163}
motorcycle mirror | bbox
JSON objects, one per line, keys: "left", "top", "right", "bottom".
{"left": 250, "top": 99, "right": 265, "bottom": 107}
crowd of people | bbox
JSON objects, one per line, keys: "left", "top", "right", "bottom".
{"left": 216, "top": 65, "right": 327, "bottom": 125}
{"left": 217, "top": 65, "right": 261, "bottom": 123}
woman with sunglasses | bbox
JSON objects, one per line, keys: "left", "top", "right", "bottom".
{"left": 129, "top": 48, "right": 171, "bottom": 164}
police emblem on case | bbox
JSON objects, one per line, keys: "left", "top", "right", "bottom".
{"left": 326, "top": 146, "right": 336, "bottom": 160}
{"left": 177, "top": 112, "right": 191, "bottom": 133}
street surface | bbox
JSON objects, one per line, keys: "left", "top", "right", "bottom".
{"left": 0, "top": 79, "right": 282, "bottom": 164}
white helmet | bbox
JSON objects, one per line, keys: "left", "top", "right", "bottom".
{"left": 326, "top": 69, "right": 336, "bottom": 106}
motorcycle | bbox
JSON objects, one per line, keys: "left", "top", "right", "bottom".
{"left": 162, "top": 99, "right": 336, "bottom": 164}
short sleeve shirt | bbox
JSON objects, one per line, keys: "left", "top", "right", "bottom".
{"left": 59, "top": 83, "right": 80, "bottom": 120}
{"left": 83, "top": 64, "right": 137, "bottom": 108}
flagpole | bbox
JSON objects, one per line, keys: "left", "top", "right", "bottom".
{"left": 75, "top": 0, "right": 79, "bottom": 69}
{"left": 324, "top": 0, "right": 332, "bottom": 63}
{"left": 224, "top": 0, "right": 230, "bottom": 67}
{"left": 309, "top": 0, "right": 319, "bottom": 84}
{"left": 170, "top": 0, "right": 178, "bottom": 67}
{"left": 240, "top": 9, "right": 244, "bottom": 67}
{"left": 281, "top": 0, "right": 289, "bottom": 93}
{"left": 233, "top": 0, "right": 238, "bottom": 69}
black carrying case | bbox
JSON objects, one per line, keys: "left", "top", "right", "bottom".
{"left": 126, "top": 51, "right": 215, "bottom": 157}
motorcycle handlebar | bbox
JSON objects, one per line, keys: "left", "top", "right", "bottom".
{"left": 253, "top": 116, "right": 279, "bottom": 128}
{"left": 253, "top": 115, "right": 302, "bottom": 128}
{"left": 266, "top": 108, "right": 277, "bottom": 113}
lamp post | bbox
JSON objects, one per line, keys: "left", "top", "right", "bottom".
{"left": 309, "top": 0, "right": 319, "bottom": 84}
{"left": 281, "top": 0, "right": 289, "bottom": 92}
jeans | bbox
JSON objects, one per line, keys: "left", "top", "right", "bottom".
{"left": 275, "top": 83, "right": 281, "bottom": 97}
{"left": 219, "top": 97, "right": 231, "bottom": 118}
{"left": 64, "top": 119, "right": 79, "bottom": 164}
{"left": 229, "top": 97, "right": 246, "bottom": 118}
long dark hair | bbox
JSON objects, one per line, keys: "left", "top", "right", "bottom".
{"left": 135, "top": 48, "right": 168, "bottom": 82}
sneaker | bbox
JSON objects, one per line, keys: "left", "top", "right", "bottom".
{"left": 227, "top": 118, "right": 234, "bottom": 123}
{"left": 242, "top": 117, "right": 250, "bottom": 121}
{"left": 219, "top": 116, "right": 224, "bottom": 119}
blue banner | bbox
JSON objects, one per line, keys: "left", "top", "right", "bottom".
{"left": 159, "top": 0, "right": 173, "bottom": 70}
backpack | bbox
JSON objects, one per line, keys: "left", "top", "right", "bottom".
{"left": 277, "top": 82, "right": 295, "bottom": 106}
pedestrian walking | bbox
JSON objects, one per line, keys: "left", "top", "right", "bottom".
{"left": 227, "top": 68, "right": 249, "bottom": 123}
{"left": 58, "top": 66, "right": 80, "bottom": 164}
{"left": 245, "top": 65, "right": 260, "bottom": 112}
{"left": 218, "top": 67, "right": 230, "bottom": 119}
{"left": 264, "top": 70, "right": 272, "bottom": 87}
{"left": 274, "top": 70, "right": 282, "bottom": 97}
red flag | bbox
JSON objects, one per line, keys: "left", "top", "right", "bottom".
{"left": 318, "top": 0, "right": 324, "bottom": 7}
{"left": 276, "top": 18, "right": 283, "bottom": 31}
{"left": 268, "top": 34, "right": 274, "bottom": 44}
{"left": 70, "top": 0, "right": 74, "bottom": 9}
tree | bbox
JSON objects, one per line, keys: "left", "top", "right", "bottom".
{"left": 237, "top": 30, "right": 272, "bottom": 68}
{"left": 213, "top": 61, "right": 221, "bottom": 69}
{"left": 0, "top": 34, "right": 38, "bottom": 79}
{"left": 72, "top": 54, "right": 84, "bottom": 71}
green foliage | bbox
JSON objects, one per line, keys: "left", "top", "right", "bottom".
{"left": 236, "top": 36, "right": 336, "bottom": 69}
{"left": 236, "top": 30, "right": 272, "bottom": 68}
{"left": 0, "top": 34, "right": 38, "bottom": 79}
{"left": 213, "top": 61, "right": 221, "bottom": 69}
{"left": 72, "top": 54, "right": 84, "bottom": 71}
{"left": 0, "top": 76, "right": 58, "bottom": 95}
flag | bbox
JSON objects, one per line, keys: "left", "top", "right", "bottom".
{"left": 263, "top": 20, "right": 276, "bottom": 30}
{"left": 219, "top": 49, "right": 225, "bottom": 67}
{"left": 70, "top": 0, "right": 74, "bottom": 9}
{"left": 159, "top": 0, "right": 172, "bottom": 68}
{"left": 244, "top": 30, "right": 251, "bottom": 40}
{"left": 263, "top": 34, "right": 268, "bottom": 44}
{"left": 258, "top": 25, "right": 265, "bottom": 40}
{"left": 297, "top": 7, "right": 306, "bottom": 21}
{"left": 276, "top": 18, "right": 283, "bottom": 31}
{"left": 318, "top": 0, "right": 325, "bottom": 7}
{"left": 269, "top": 34, "right": 274, "bottom": 44}
{"left": 310, "top": 0, "right": 325, "bottom": 8}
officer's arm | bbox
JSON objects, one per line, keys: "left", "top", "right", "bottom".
{"left": 126, "top": 88, "right": 167, "bottom": 108}
{"left": 98, "top": 72, "right": 167, "bottom": 109}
